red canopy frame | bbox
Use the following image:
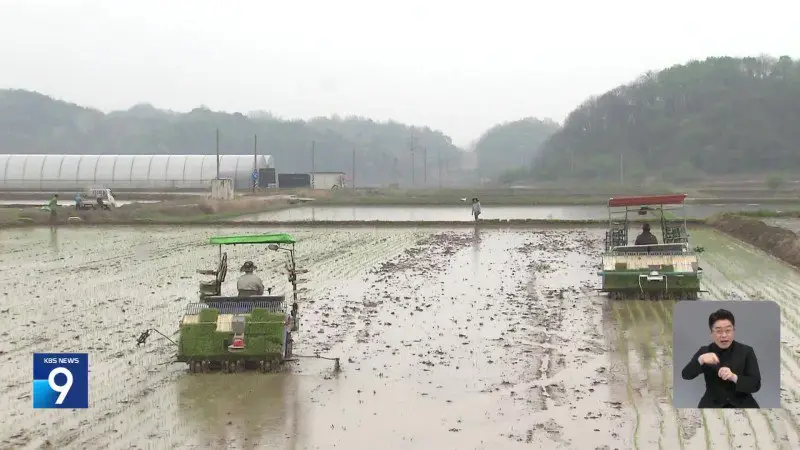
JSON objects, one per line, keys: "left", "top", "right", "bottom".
{"left": 607, "top": 194, "right": 688, "bottom": 208}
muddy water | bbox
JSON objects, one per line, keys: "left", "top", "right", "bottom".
{"left": 235, "top": 203, "right": 797, "bottom": 222}
{"left": 0, "top": 200, "right": 158, "bottom": 207}
{"left": 765, "top": 218, "right": 800, "bottom": 233}
{"left": 1, "top": 226, "right": 800, "bottom": 449}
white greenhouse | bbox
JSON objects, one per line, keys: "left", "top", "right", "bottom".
{"left": 0, "top": 154, "right": 274, "bottom": 191}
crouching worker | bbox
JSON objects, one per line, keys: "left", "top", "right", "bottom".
{"left": 237, "top": 261, "right": 264, "bottom": 296}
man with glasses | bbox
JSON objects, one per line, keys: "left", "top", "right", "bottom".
{"left": 680, "top": 308, "right": 761, "bottom": 408}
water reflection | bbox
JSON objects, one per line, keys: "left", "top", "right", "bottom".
{"left": 49, "top": 227, "right": 59, "bottom": 253}
{"left": 471, "top": 225, "right": 481, "bottom": 272}
{"left": 177, "top": 373, "right": 300, "bottom": 449}
{"left": 234, "top": 203, "right": 796, "bottom": 222}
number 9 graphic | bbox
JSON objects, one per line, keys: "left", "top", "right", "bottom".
{"left": 48, "top": 367, "right": 73, "bottom": 405}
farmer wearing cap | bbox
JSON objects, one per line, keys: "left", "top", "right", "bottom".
{"left": 635, "top": 222, "right": 658, "bottom": 245}
{"left": 237, "top": 261, "right": 264, "bottom": 297}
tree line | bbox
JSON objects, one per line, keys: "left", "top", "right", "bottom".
{"left": 0, "top": 89, "right": 465, "bottom": 187}
{"left": 530, "top": 55, "right": 800, "bottom": 183}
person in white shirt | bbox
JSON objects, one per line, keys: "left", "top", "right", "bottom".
{"left": 471, "top": 198, "right": 482, "bottom": 221}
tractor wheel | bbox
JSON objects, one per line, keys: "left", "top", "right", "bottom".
{"left": 201, "top": 360, "right": 210, "bottom": 373}
{"left": 236, "top": 360, "right": 246, "bottom": 373}
{"left": 193, "top": 361, "right": 202, "bottom": 374}
{"left": 188, "top": 360, "right": 195, "bottom": 373}
{"left": 259, "top": 360, "right": 267, "bottom": 373}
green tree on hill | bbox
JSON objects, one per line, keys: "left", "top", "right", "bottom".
{"left": 531, "top": 55, "right": 800, "bottom": 182}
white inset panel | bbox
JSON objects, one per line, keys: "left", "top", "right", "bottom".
{"left": 0, "top": 154, "right": 10, "bottom": 182}
{"left": 76, "top": 155, "right": 100, "bottom": 182}
{"left": 148, "top": 155, "right": 170, "bottom": 181}
{"left": 113, "top": 155, "right": 136, "bottom": 182}
{"left": 129, "top": 155, "right": 153, "bottom": 181}
{"left": 4, "top": 154, "right": 27, "bottom": 181}
{"left": 59, "top": 155, "right": 83, "bottom": 181}
{"left": 182, "top": 156, "right": 205, "bottom": 183}
{"left": 94, "top": 156, "right": 116, "bottom": 184}
{"left": 41, "top": 154, "right": 62, "bottom": 182}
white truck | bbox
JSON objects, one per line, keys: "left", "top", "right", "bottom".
{"left": 311, "top": 172, "right": 346, "bottom": 189}
{"left": 76, "top": 187, "right": 119, "bottom": 210}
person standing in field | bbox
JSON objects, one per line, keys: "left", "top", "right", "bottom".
{"left": 471, "top": 197, "right": 482, "bottom": 221}
{"left": 48, "top": 194, "right": 59, "bottom": 224}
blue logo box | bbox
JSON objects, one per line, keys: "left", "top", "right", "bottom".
{"left": 32, "top": 353, "right": 89, "bottom": 409}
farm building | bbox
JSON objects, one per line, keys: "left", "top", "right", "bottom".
{"left": 0, "top": 154, "right": 274, "bottom": 191}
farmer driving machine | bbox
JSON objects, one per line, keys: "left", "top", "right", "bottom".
{"left": 136, "top": 232, "right": 340, "bottom": 373}
{"left": 598, "top": 194, "right": 705, "bottom": 300}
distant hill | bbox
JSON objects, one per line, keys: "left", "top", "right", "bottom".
{"left": 472, "top": 117, "right": 560, "bottom": 181}
{"left": 0, "top": 89, "right": 466, "bottom": 187}
{"left": 529, "top": 55, "right": 800, "bottom": 182}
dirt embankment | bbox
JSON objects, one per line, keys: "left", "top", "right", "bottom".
{"left": 708, "top": 213, "right": 800, "bottom": 268}
{"left": 0, "top": 197, "right": 293, "bottom": 228}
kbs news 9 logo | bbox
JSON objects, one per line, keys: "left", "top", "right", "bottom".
{"left": 32, "top": 353, "right": 89, "bottom": 409}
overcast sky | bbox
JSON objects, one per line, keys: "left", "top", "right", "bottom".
{"left": 1, "top": 0, "right": 798, "bottom": 147}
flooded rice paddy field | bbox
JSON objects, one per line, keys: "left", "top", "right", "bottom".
{"left": 765, "top": 218, "right": 800, "bottom": 233}
{"left": 236, "top": 203, "right": 800, "bottom": 222}
{"left": 1, "top": 226, "right": 800, "bottom": 449}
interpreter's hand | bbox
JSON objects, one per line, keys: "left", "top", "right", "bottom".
{"left": 718, "top": 367, "right": 737, "bottom": 382}
{"left": 698, "top": 352, "right": 720, "bottom": 365}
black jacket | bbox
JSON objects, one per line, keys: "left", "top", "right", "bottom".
{"left": 681, "top": 341, "right": 761, "bottom": 408}
{"left": 634, "top": 231, "right": 658, "bottom": 245}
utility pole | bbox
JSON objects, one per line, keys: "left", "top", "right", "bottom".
{"left": 393, "top": 156, "right": 399, "bottom": 186}
{"left": 381, "top": 152, "right": 389, "bottom": 188}
{"left": 619, "top": 151, "right": 624, "bottom": 185}
{"left": 423, "top": 146, "right": 427, "bottom": 186}
{"left": 437, "top": 150, "right": 442, "bottom": 189}
{"left": 252, "top": 134, "right": 257, "bottom": 193}
{"left": 408, "top": 128, "right": 417, "bottom": 187}
{"left": 352, "top": 147, "right": 356, "bottom": 189}
{"left": 215, "top": 128, "right": 220, "bottom": 179}
{"left": 311, "top": 140, "right": 316, "bottom": 189}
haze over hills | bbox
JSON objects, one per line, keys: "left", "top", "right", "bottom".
{"left": 529, "top": 55, "right": 800, "bottom": 183}
{"left": 1, "top": 55, "right": 799, "bottom": 187}
{"left": 0, "top": 89, "right": 467, "bottom": 187}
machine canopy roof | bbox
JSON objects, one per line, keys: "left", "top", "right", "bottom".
{"left": 208, "top": 233, "right": 296, "bottom": 245}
